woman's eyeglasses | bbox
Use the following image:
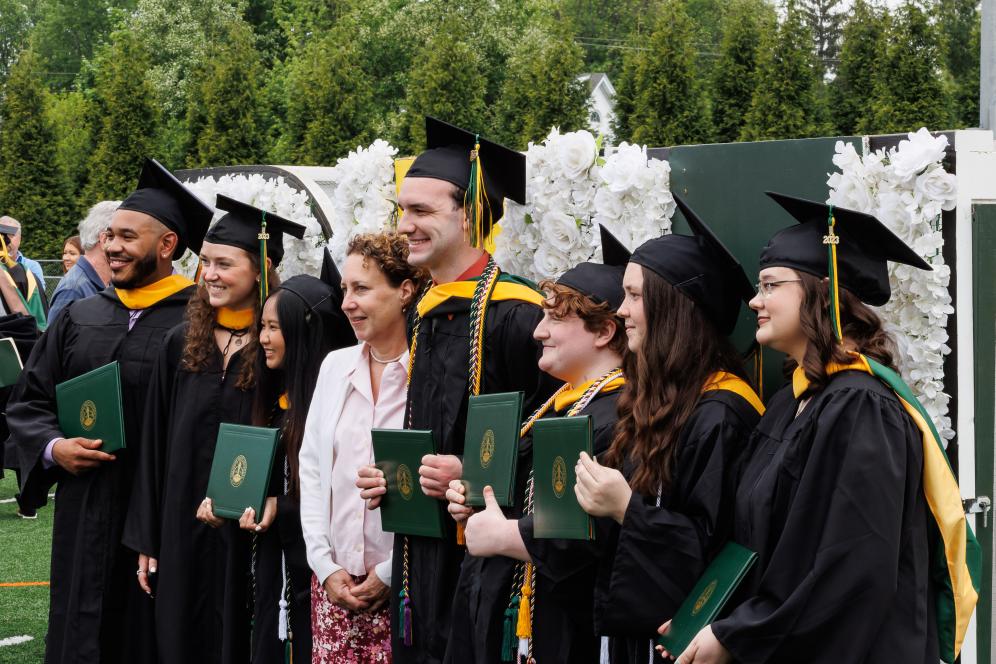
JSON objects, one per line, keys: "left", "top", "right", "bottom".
{"left": 755, "top": 279, "right": 802, "bottom": 298}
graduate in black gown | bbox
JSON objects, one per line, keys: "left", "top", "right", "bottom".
{"left": 575, "top": 197, "right": 763, "bottom": 664}
{"left": 447, "top": 226, "right": 630, "bottom": 664}
{"left": 5, "top": 158, "right": 211, "bottom": 664}
{"left": 663, "top": 193, "right": 979, "bottom": 664}
{"left": 123, "top": 195, "right": 306, "bottom": 664}
{"left": 239, "top": 264, "right": 355, "bottom": 664}
{"left": 356, "top": 117, "right": 557, "bottom": 664}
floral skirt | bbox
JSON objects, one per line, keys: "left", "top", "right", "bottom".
{"left": 311, "top": 574, "right": 392, "bottom": 663}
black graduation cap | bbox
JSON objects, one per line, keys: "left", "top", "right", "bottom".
{"left": 760, "top": 192, "right": 931, "bottom": 306}
{"left": 279, "top": 270, "right": 356, "bottom": 349}
{"left": 557, "top": 225, "right": 629, "bottom": 310}
{"left": 205, "top": 195, "right": 307, "bottom": 267}
{"left": 404, "top": 116, "right": 526, "bottom": 241}
{"left": 630, "top": 194, "right": 754, "bottom": 336}
{"left": 118, "top": 158, "right": 213, "bottom": 258}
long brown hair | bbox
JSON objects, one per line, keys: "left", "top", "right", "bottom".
{"left": 180, "top": 251, "right": 279, "bottom": 390}
{"left": 602, "top": 266, "right": 748, "bottom": 496}
{"left": 791, "top": 271, "right": 897, "bottom": 396}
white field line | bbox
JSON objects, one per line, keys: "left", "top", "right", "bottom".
{"left": 0, "top": 635, "right": 34, "bottom": 647}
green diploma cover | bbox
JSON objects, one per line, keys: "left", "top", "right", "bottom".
{"left": 461, "top": 391, "right": 524, "bottom": 507}
{"left": 206, "top": 423, "right": 280, "bottom": 520}
{"left": 371, "top": 428, "right": 445, "bottom": 538}
{"left": 0, "top": 337, "right": 23, "bottom": 388}
{"left": 532, "top": 415, "right": 593, "bottom": 540}
{"left": 657, "top": 542, "right": 758, "bottom": 654}
{"left": 55, "top": 361, "right": 127, "bottom": 453}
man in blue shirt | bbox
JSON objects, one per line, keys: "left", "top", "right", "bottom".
{"left": 48, "top": 201, "right": 117, "bottom": 320}
{"left": 0, "top": 216, "right": 46, "bottom": 286}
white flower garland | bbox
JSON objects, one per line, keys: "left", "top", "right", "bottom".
{"left": 178, "top": 173, "right": 327, "bottom": 279}
{"left": 496, "top": 128, "right": 675, "bottom": 281}
{"left": 827, "top": 128, "right": 957, "bottom": 439}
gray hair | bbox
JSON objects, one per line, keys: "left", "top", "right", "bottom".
{"left": 78, "top": 201, "right": 120, "bottom": 250}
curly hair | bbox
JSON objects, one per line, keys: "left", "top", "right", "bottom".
{"left": 790, "top": 271, "right": 898, "bottom": 397}
{"left": 600, "top": 266, "right": 749, "bottom": 496}
{"left": 180, "top": 251, "right": 279, "bottom": 391}
{"left": 346, "top": 232, "right": 428, "bottom": 294}
{"left": 538, "top": 280, "right": 628, "bottom": 357}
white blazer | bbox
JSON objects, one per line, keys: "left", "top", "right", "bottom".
{"left": 299, "top": 343, "right": 392, "bottom": 586}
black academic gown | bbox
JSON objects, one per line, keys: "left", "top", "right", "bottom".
{"left": 122, "top": 323, "right": 254, "bottom": 664}
{"left": 444, "top": 390, "right": 621, "bottom": 664}
{"left": 0, "top": 312, "right": 42, "bottom": 476}
{"left": 393, "top": 294, "right": 556, "bottom": 664}
{"left": 596, "top": 389, "right": 761, "bottom": 664}
{"left": 5, "top": 286, "right": 194, "bottom": 664}
{"left": 711, "top": 372, "right": 937, "bottom": 664}
{"left": 251, "top": 409, "right": 313, "bottom": 664}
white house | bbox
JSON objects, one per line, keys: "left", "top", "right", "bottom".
{"left": 578, "top": 73, "right": 616, "bottom": 142}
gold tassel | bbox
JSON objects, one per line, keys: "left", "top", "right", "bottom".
{"left": 456, "top": 521, "right": 466, "bottom": 545}
{"left": 465, "top": 139, "right": 492, "bottom": 249}
{"left": 515, "top": 564, "right": 533, "bottom": 639}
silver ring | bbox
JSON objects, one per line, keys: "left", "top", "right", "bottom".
{"left": 136, "top": 569, "right": 145, "bottom": 575}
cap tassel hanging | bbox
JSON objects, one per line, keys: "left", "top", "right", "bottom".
{"left": 259, "top": 211, "right": 270, "bottom": 305}
{"left": 465, "top": 136, "right": 492, "bottom": 250}
{"left": 0, "top": 236, "right": 15, "bottom": 268}
{"left": 824, "top": 205, "right": 843, "bottom": 341}
{"left": 501, "top": 594, "right": 519, "bottom": 662}
{"left": 515, "top": 563, "right": 533, "bottom": 658}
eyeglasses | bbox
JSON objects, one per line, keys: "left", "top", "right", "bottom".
{"left": 755, "top": 279, "right": 802, "bottom": 298}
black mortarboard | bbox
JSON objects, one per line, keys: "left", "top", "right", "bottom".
{"left": 206, "top": 195, "right": 306, "bottom": 267}
{"left": 118, "top": 158, "right": 213, "bottom": 258}
{"left": 630, "top": 194, "right": 754, "bottom": 336}
{"left": 760, "top": 192, "right": 931, "bottom": 306}
{"left": 557, "top": 225, "right": 629, "bottom": 310}
{"left": 279, "top": 271, "right": 356, "bottom": 349}
{"left": 404, "top": 117, "right": 526, "bottom": 246}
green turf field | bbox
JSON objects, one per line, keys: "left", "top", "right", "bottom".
{"left": 0, "top": 472, "right": 50, "bottom": 662}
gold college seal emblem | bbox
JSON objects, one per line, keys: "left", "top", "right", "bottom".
{"left": 480, "top": 429, "right": 496, "bottom": 468}
{"left": 80, "top": 400, "right": 97, "bottom": 431}
{"left": 692, "top": 580, "right": 718, "bottom": 616}
{"left": 397, "top": 463, "right": 414, "bottom": 500}
{"left": 230, "top": 454, "right": 248, "bottom": 488}
{"left": 552, "top": 456, "right": 567, "bottom": 498}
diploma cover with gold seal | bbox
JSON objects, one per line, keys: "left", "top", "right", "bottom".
{"left": 55, "top": 360, "right": 127, "bottom": 453}
{"left": 532, "top": 414, "right": 594, "bottom": 540}
{"left": 461, "top": 391, "right": 524, "bottom": 507}
{"left": 657, "top": 542, "right": 758, "bottom": 654}
{"left": 206, "top": 423, "right": 280, "bottom": 520}
{"left": 371, "top": 428, "right": 445, "bottom": 538}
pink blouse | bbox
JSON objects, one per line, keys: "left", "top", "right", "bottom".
{"left": 327, "top": 344, "right": 408, "bottom": 581}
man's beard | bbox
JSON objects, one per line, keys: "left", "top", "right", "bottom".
{"left": 109, "top": 251, "right": 159, "bottom": 289}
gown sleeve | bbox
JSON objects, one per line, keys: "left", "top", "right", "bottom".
{"left": 600, "top": 400, "right": 750, "bottom": 637}
{"left": 122, "top": 325, "right": 183, "bottom": 557}
{"left": 711, "top": 387, "right": 918, "bottom": 663}
{"left": 4, "top": 307, "right": 73, "bottom": 507}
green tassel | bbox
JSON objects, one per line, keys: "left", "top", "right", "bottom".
{"left": 501, "top": 597, "right": 519, "bottom": 662}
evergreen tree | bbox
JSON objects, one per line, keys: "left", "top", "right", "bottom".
{"left": 870, "top": 2, "right": 954, "bottom": 133}
{"left": 32, "top": 0, "right": 135, "bottom": 88}
{"left": 711, "top": 0, "right": 777, "bottom": 143}
{"left": 610, "top": 44, "right": 639, "bottom": 143}
{"left": 934, "top": 0, "right": 980, "bottom": 127}
{"left": 0, "top": 0, "right": 35, "bottom": 85}
{"left": 0, "top": 49, "right": 75, "bottom": 259}
{"left": 276, "top": 30, "right": 374, "bottom": 165}
{"left": 397, "top": 14, "right": 489, "bottom": 153}
{"left": 493, "top": 24, "right": 589, "bottom": 149}
{"left": 831, "top": 0, "right": 888, "bottom": 135}
{"left": 623, "top": 0, "right": 713, "bottom": 146}
{"left": 46, "top": 90, "right": 95, "bottom": 198}
{"left": 740, "top": 0, "right": 829, "bottom": 141}
{"left": 82, "top": 30, "right": 159, "bottom": 202}
{"left": 187, "top": 22, "right": 266, "bottom": 167}
{"left": 797, "top": 0, "right": 845, "bottom": 74}
{"left": 561, "top": 0, "right": 656, "bottom": 78}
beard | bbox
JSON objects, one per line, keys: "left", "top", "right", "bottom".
{"left": 109, "top": 250, "right": 160, "bottom": 289}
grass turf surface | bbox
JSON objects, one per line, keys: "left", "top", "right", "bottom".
{"left": 0, "top": 472, "right": 51, "bottom": 662}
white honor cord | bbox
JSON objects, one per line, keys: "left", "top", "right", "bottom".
{"left": 600, "top": 636, "right": 610, "bottom": 664}
{"left": 278, "top": 551, "right": 289, "bottom": 640}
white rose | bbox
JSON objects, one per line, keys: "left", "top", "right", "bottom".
{"left": 828, "top": 172, "right": 873, "bottom": 213}
{"left": 600, "top": 143, "right": 646, "bottom": 193}
{"left": 552, "top": 130, "right": 597, "bottom": 180}
{"left": 889, "top": 128, "right": 948, "bottom": 181}
{"left": 914, "top": 166, "right": 957, "bottom": 212}
{"left": 539, "top": 210, "right": 582, "bottom": 253}
{"left": 533, "top": 243, "right": 570, "bottom": 280}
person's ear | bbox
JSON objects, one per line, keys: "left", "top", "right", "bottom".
{"left": 159, "top": 231, "right": 178, "bottom": 260}
{"left": 592, "top": 319, "right": 617, "bottom": 350}
{"left": 399, "top": 279, "right": 417, "bottom": 310}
